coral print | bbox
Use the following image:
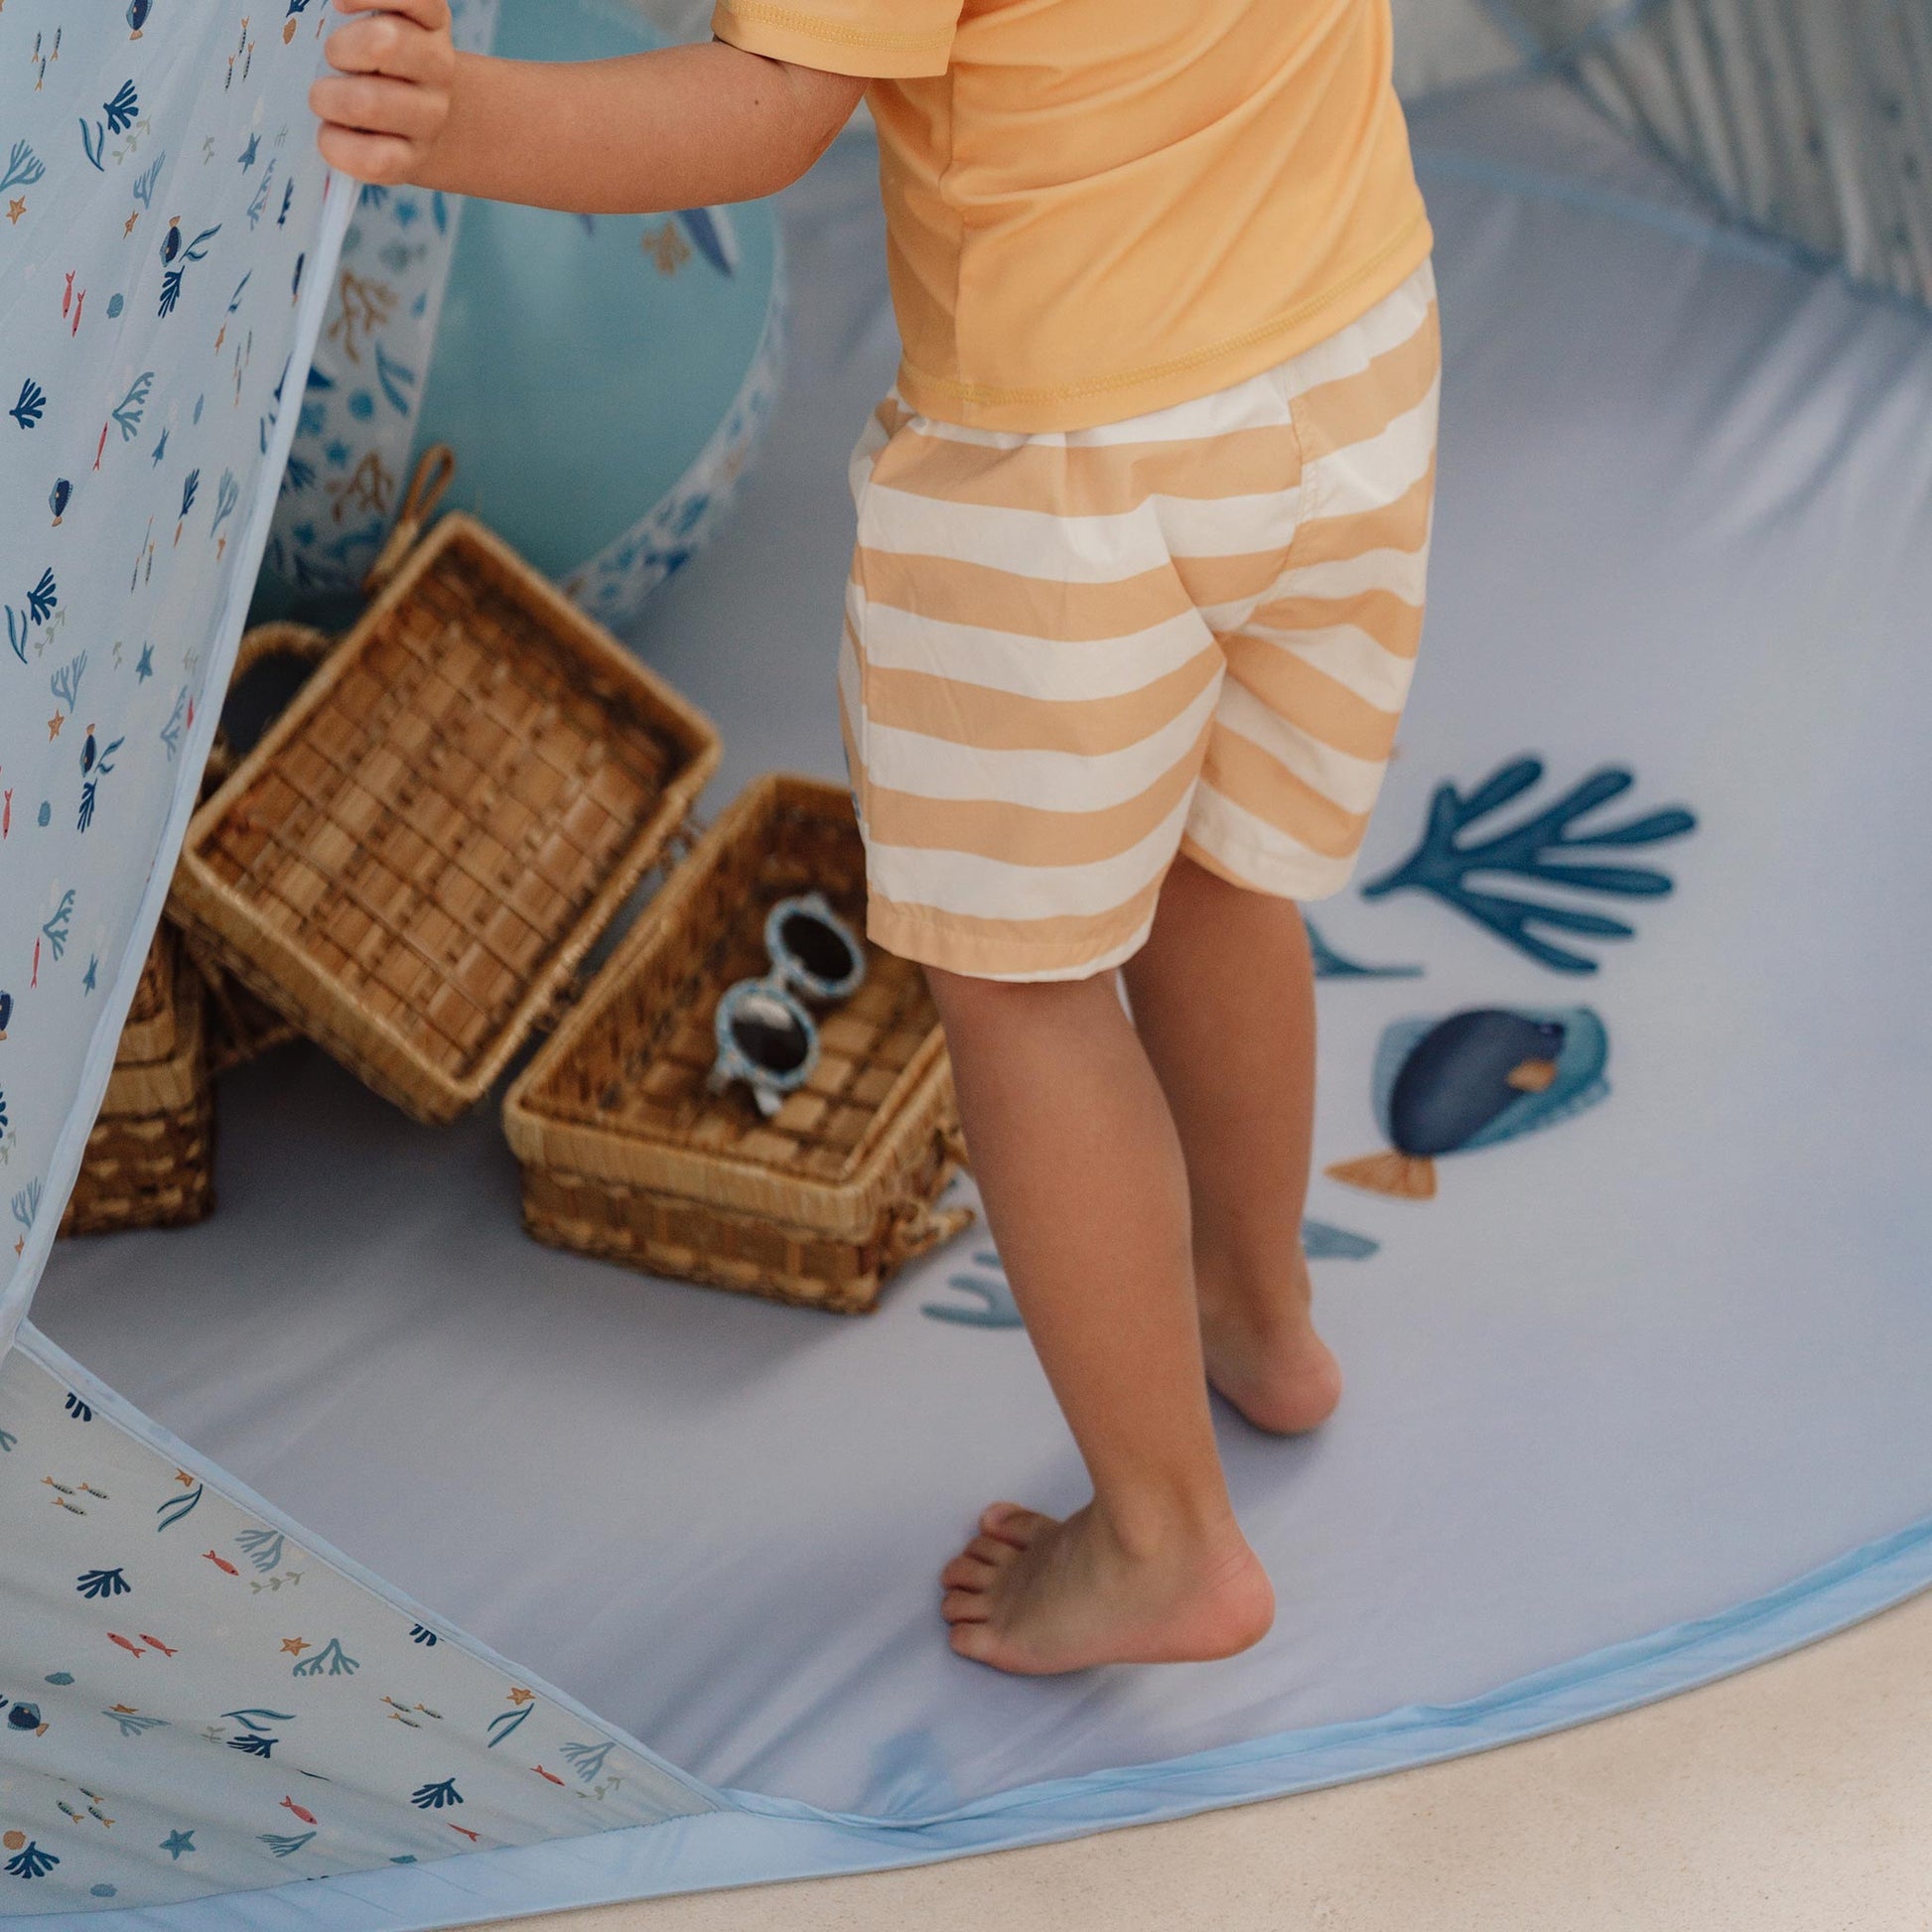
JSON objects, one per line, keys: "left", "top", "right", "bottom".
{"left": 1362, "top": 757, "right": 1698, "bottom": 974}
{"left": 264, "top": 0, "right": 499, "bottom": 601}
{"left": 261, "top": 0, "right": 780, "bottom": 624}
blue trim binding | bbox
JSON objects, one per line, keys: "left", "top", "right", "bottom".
{"left": 21, "top": 1484, "right": 1932, "bottom": 1928}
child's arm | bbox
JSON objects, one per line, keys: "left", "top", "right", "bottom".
{"left": 311, "top": 0, "right": 866, "bottom": 209}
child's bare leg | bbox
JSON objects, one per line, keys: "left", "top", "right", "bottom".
{"left": 927, "top": 968, "right": 1274, "bottom": 1675}
{"left": 1121, "top": 854, "right": 1340, "bottom": 1436}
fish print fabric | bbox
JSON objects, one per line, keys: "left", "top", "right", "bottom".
{"left": 0, "top": 0, "right": 349, "bottom": 1342}
{"left": 0, "top": 19, "right": 726, "bottom": 1912}
{"left": 263, "top": 0, "right": 499, "bottom": 606}
{"left": 0, "top": 1340, "right": 714, "bottom": 1914}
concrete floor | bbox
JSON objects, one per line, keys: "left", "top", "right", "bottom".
{"left": 478, "top": 1586, "right": 1932, "bottom": 1930}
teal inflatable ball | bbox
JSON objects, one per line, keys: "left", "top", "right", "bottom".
{"left": 259, "top": 0, "right": 783, "bottom": 630}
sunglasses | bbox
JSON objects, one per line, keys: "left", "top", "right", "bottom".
{"left": 709, "top": 894, "right": 868, "bottom": 1116}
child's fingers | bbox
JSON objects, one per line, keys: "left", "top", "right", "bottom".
{"left": 315, "top": 122, "right": 419, "bottom": 186}
{"left": 325, "top": 14, "right": 453, "bottom": 82}
{"left": 332, "top": 0, "right": 452, "bottom": 29}
{"left": 310, "top": 73, "right": 448, "bottom": 145}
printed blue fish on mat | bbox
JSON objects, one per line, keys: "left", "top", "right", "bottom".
{"left": 4, "top": 1697, "right": 48, "bottom": 1735}
{"left": 1326, "top": 1007, "right": 1609, "bottom": 1200}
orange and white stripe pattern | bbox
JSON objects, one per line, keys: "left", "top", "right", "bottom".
{"left": 840, "top": 261, "right": 1441, "bottom": 982}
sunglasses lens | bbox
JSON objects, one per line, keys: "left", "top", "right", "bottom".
{"left": 730, "top": 991, "right": 812, "bottom": 1076}
{"left": 779, "top": 910, "right": 859, "bottom": 987}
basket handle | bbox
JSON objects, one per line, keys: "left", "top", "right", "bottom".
{"left": 361, "top": 444, "right": 457, "bottom": 598}
{"left": 877, "top": 1110, "right": 976, "bottom": 1272}
{"left": 231, "top": 620, "right": 334, "bottom": 683}
{"left": 881, "top": 1198, "right": 976, "bottom": 1275}
{"left": 204, "top": 621, "right": 337, "bottom": 794}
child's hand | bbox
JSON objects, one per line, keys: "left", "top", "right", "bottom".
{"left": 311, "top": 0, "right": 457, "bottom": 187}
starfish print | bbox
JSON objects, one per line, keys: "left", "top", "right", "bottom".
{"left": 280, "top": 1637, "right": 311, "bottom": 1657}
{"left": 47, "top": 712, "right": 63, "bottom": 739}
{"left": 124, "top": 210, "right": 138, "bottom": 236}
{"left": 507, "top": 1687, "right": 535, "bottom": 1706}
{"left": 136, "top": 644, "right": 154, "bottom": 682}
{"left": 159, "top": 1830, "right": 195, "bottom": 1861}
{"left": 7, "top": 199, "right": 25, "bottom": 225}
{"left": 174, "top": 1468, "right": 195, "bottom": 1487}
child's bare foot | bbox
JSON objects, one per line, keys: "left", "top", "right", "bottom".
{"left": 939, "top": 1502, "right": 1275, "bottom": 1675}
{"left": 1198, "top": 1250, "right": 1342, "bottom": 1436}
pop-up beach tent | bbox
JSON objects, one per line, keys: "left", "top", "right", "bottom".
{"left": 3, "top": 1, "right": 1931, "bottom": 1924}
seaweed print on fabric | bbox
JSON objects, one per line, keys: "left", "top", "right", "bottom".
{"left": 0, "top": 4, "right": 713, "bottom": 1909}
{"left": 921, "top": 1224, "right": 1379, "bottom": 1328}
{"left": 0, "top": 1346, "right": 714, "bottom": 1912}
{"left": 1361, "top": 759, "right": 1697, "bottom": 973}
{"left": 0, "top": 0, "right": 347, "bottom": 1327}
{"left": 262, "top": 0, "right": 499, "bottom": 602}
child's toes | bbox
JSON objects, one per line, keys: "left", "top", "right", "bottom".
{"left": 942, "top": 1588, "right": 992, "bottom": 1625}
{"left": 939, "top": 1551, "right": 994, "bottom": 1591}
{"left": 980, "top": 1503, "right": 1054, "bottom": 1547}
{"left": 949, "top": 1621, "right": 1000, "bottom": 1663}
{"left": 967, "top": 1532, "right": 1024, "bottom": 1566}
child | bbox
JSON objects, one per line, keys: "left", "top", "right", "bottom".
{"left": 314, "top": 0, "right": 1438, "bottom": 1677}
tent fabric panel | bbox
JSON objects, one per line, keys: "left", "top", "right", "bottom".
{"left": 0, "top": 2, "right": 350, "bottom": 1351}
{"left": 1499, "top": 0, "right": 1932, "bottom": 305}
{"left": 0, "top": 1331, "right": 718, "bottom": 1918}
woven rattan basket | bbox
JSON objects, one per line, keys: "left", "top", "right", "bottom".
{"left": 169, "top": 513, "right": 721, "bottom": 1125}
{"left": 62, "top": 928, "right": 214, "bottom": 1237}
{"left": 185, "top": 620, "right": 337, "bottom": 1076}
{"left": 503, "top": 774, "right": 971, "bottom": 1312}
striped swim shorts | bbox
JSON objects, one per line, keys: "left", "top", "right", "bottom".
{"left": 839, "top": 259, "right": 1441, "bottom": 982}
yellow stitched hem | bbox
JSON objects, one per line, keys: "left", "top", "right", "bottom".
{"left": 712, "top": 1, "right": 954, "bottom": 77}
{"left": 901, "top": 212, "right": 1434, "bottom": 429}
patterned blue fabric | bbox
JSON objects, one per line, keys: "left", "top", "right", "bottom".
{"left": 0, "top": 1, "right": 350, "bottom": 1347}
{"left": 261, "top": 0, "right": 499, "bottom": 608}
{"left": 0, "top": 1340, "right": 713, "bottom": 1916}
{"left": 0, "top": 7, "right": 773, "bottom": 1915}
{"left": 262, "top": 0, "right": 786, "bottom": 631}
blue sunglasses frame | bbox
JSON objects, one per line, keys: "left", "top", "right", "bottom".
{"left": 708, "top": 894, "right": 868, "bottom": 1116}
